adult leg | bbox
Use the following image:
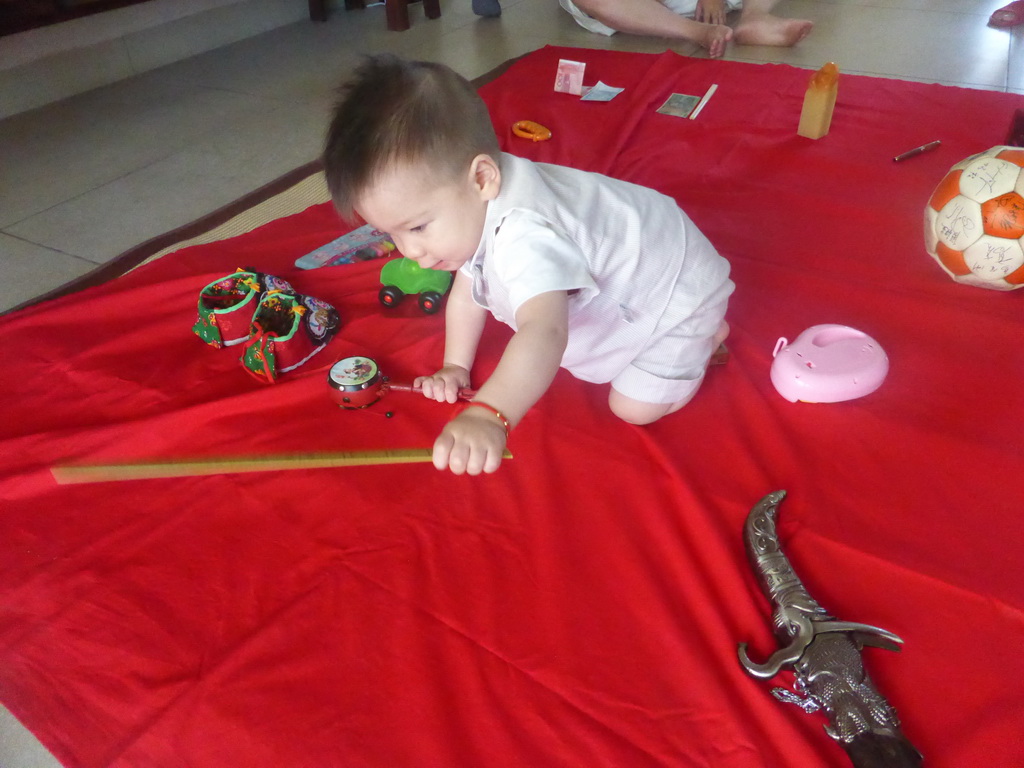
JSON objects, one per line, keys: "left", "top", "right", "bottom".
{"left": 472, "top": 0, "right": 501, "bottom": 17}
{"left": 572, "top": 0, "right": 733, "bottom": 58}
{"left": 733, "top": 0, "right": 813, "bottom": 46}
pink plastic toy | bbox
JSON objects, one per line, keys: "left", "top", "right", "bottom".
{"left": 770, "top": 324, "right": 888, "bottom": 403}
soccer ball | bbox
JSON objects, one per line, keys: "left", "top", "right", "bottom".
{"left": 924, "top": 145, "right": 1024, "bottom": 290}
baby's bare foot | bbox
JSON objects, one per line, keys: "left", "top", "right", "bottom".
{"left": 713, "top": 321, "right": 730, "bottom": 348}
{"left": 734, "top": 14, "right": 813, "bottom": 46}
{"left": 699, "top": 23, "right": 734, "bottom": 58}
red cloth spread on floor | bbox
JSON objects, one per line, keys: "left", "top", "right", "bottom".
{"left": 2, "top": 46, "right": 1022, "bottom": 768}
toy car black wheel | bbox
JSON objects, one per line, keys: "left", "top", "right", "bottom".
{"left": 418, "top": 291, "right": 443, "bottom": 314}
{"left": 379, "top": 285, "right": 404, "bottom": 308}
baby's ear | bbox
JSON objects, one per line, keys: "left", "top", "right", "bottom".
{"left": 471, "top": 154, "right": 501, "bottom": 201}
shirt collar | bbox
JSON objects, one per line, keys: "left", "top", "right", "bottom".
{"left": 464, "top": 156, "right": 511, "bottom": 275}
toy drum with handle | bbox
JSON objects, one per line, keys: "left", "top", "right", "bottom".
{"left": 328, "top": 356, "right": 386, "bottom": 409}
{"left": 328, "top": 355, "right": 479, "bottom": 409}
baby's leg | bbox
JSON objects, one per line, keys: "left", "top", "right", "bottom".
{"left": 609, "top": 386, "right": 696, "bottom": 425}
{"left": 609, "top": 321, "right": 730, "bottom": 426}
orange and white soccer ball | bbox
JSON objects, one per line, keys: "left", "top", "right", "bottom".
{"left": 924, "top": 145, "right": 1024, "bottom": 290}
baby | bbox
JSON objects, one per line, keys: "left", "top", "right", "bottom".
{"left": 323, "top": 55, "right": 733, "bottom": 475}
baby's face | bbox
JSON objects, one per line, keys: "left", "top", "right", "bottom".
{"left": 356, "top": 158, "right": 496, "bottom": 272}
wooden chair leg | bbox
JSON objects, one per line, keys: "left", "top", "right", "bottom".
{"left": 385, "top": 0, "right": 410, "bottom": 31}
{"left": 422, "top": 0, "right": 441, "bottom": 19}
{"left": 308, "top": 0, "right": 328, "bottom": 21}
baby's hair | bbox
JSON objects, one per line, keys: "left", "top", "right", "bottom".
{"left": 323, "top": 55, "right": 500, "bottom": 221}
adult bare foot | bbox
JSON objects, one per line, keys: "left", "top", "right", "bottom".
{"left": 699, "top": 23, "right": 734, "bottom": 58}
{"left": 734, "top": 13, "right": 813, "bottom": 46}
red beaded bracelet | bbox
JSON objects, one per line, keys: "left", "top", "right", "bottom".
{"left": 462, "top": 401, "right": 510, "bottom": 438}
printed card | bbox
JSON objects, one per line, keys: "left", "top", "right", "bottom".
{"left": 656, "top": 93, "right": 702, "bottom": 118}
{"left": 580, "top": 81, "right": 624, "bottom": 102}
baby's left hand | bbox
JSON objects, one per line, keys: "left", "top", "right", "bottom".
{"left": 415, "top": 364, "right": 471, "bottom": 403}
{"left": 695, "top": 0, "right": 727, "bottom": 25}
{"left": 433, "top": 408, "right": 507, "bottom": 475}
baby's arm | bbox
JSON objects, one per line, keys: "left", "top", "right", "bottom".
{"left": 433, "top": 289, "right": 569, "bottom": 475}
{"left": 416, "top": 271, "right": 488, "bottom": 402}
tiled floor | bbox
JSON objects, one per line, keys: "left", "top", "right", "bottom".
{"left": 0, "top": 0, "right": 1020, "bottom": 760}
{"left": 1, "top": 0, "right": 1021, "bottom": 317}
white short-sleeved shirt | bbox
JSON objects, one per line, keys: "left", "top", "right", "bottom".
{"left": 462, "top": 153, "right": 732, "bottom": 385}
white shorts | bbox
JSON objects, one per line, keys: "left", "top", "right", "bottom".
{"left": 610, "top": 276, "right": 733, "bottom": 405}
{"left": 559, "top": 0, "right": 743, "bottom": 36}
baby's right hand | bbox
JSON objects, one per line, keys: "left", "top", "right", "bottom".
{"left": 414, "top": 364, "right": 471, "bottom": 403}
{"left": 433, "top": 406, "right": 508, "bottom": 475}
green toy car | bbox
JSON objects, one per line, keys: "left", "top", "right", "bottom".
{"left": 378, "top": 257, "right": 453, "bottom": 315}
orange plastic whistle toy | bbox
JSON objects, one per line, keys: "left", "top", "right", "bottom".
{"left": 512, "top": 120, "right": 552, "bottom": 142}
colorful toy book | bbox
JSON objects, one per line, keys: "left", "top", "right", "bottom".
{"left": 295, "top": 224, "right": 395, "bottom": 269}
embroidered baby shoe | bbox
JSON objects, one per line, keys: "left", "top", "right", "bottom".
{"left": 193, "top": 269, "right": 296, "bottom": 348}
{"left": 240, "top": 290, "right": 341, "bottom": 383}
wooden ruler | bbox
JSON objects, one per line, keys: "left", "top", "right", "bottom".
{"left": 52, "top": 448, "right": 514, "bottom": 484}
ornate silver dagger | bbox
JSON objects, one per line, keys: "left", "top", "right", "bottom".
{"left": 738, "top": 490, "right": 923, "bottom": 767}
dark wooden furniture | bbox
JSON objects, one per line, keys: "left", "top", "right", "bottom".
{"left": 309, "top": 0, "right": 440, "bottom": 32}
{"left": 0, "top": 0, "right": 153, "bottom": 36}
